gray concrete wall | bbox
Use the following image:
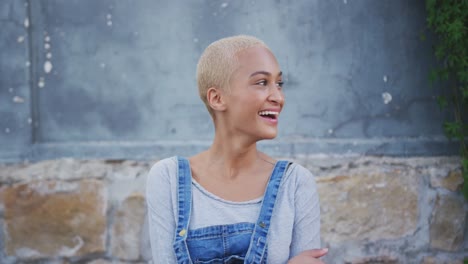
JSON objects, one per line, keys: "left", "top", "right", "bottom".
{"left": 0, "top": 0, "right": 457, "bottom": 162}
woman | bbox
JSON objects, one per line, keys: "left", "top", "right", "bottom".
{"left": 146, "top": 35, "right": 327, "bottom": 263}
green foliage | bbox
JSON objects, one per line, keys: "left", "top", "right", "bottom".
{"left": 425, "top": 0, "right": 468, "bottom": 200}
{"left": 463, "top": 159, "right": 468, "bottom": 200}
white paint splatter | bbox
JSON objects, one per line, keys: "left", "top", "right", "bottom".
{"left": 193, "top": 38, "right": 199, "bottom": 43}
{"left": 44, "top": 43, "right": 51, "bottom": 50}
{"left": 24, "top": 18, "right": 29, "bottom": 28}
{"left": 46, "top": 52, "right": 52, "bottom": 59}
{"left": 221, "top": 2, "right": 228, "bottom": 8}
{"left": 5, "top": 128, "right": 10, "bottom": 133}
{"left": 13, "top": 96, "right": 25, "bottom": 103}
{"left": 105, "top": 13, "right": 113, "bottom": 27}
{"left": 8, "top": 88, "right": 14, "bottom": 93}
{"left": 27, "top": 118, "right": 32, "bottom": 124}
{"left": 382, "top": 92, "right": 392, "bottom": 104}
{"left": 17, "top": 36, "right": 25, "bottom": 43}
{"left": 343, "top": 0, "right": 347, "bottom": 3}
{"left": 100, "top": 63, "right": 106, "bottom": 68}
{"left": 25, "top": 61, "right": 31, "bottom": 67}
{"left": 38, "top": 77, "right": 45, "bottom": 88}
{"left": 44, "top": 36, "right": 50, "bottom": 42}
{"left": 328, "top": 129, "right": 333, "bottom": 134}
{"left": 383, "top": 75, "right": 388, "bottom": 82}
{"left": 44, "top": 61, "right": 53, "bottom": 73}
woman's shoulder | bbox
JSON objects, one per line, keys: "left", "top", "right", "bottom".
{"left": 280, "top": 161, "right": 319, "bottom": 210}
{"left": 282, "top": 161, "right": 317, "bottom": 188}
{"left": 147, "top": 156, "right": 179, "bottom": 182}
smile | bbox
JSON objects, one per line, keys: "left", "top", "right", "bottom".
{"left": 258, "top": 111, "right": 279, "bottom": 120}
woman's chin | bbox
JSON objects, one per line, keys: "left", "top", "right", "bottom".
{"left": 259, "top": 132, "right": 278, "bottom": 140}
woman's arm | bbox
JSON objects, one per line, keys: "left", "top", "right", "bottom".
{"left": 146, "top": 159, "right": 177, "bottom": 263}
{"left": 289, "top": 165, "right": 322, "bottom": 260}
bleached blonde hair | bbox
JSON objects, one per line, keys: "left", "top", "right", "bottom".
{"left": 196, "top": 35, "right": 270, "bottom": 115}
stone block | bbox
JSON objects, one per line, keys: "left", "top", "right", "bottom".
{"left": 429, "top": 194, "right": 466, "bottom": 251}
{"left": 86, "top": 259, "right": 111, "bottom": 264}
{"left": 318, "top": 169, "right": 419, "bottom": 243}
{"left": 421, "top": 256, "right": 463, "bottom": 264}
{"left": 345, "top": 255, "right": 398, "bottom": 264}
{"left": 0, "top": 159, "right": 111, "bottom": 183}
{"left": 3, "top": 180, "right": 107, "bottom": 259}
{"left": 111, "top": 193, "right": 146, "bottom": 260}
{"left": 430, "top": 170, "right": 463, "bottom": 192}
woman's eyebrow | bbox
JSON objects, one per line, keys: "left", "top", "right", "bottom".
{"left": 249, "top": 71, "right": 283, "bottom": 78}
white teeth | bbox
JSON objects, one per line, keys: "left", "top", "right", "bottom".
{"left": 258, "top": 111, "right": 279, "bottom": 116}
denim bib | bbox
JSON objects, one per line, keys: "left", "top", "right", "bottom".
{"left": 173, "top": 156, "right": 290, "bottom": 264}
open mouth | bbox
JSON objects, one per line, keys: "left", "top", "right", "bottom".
{"left": 258, "top": 110, "right": 279, "bottom": 120}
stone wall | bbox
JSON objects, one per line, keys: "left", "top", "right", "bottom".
{"left": 0, "top": 156, "right": 466, "bottom": 263}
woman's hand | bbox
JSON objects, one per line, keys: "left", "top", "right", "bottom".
{"left": 288, "top": 248, "right": 328, "bottom": 264}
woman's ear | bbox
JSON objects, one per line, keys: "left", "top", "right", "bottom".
{"left": 207, "top": 87, "right": 227, "bottom": 112}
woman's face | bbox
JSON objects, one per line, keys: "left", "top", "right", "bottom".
{"left": 223, "top": 45, "right": 285, "bottom": 141}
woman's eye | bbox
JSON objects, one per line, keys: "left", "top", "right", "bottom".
{"left": 277, "top": 81, "right": 284, "bottom": 88}
{"left": 256, "top": 80, "right": 267, "bottom": 86}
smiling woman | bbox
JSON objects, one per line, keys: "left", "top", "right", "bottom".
{"left": 146, "top": 35, "right": 326, "bottom": 264}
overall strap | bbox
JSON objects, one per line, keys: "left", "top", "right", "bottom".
{"left": 173, "top": 156, "right": 193, "bottom": 264}
{"left": 244, "top": 160, "right": 291, "bottom": 264}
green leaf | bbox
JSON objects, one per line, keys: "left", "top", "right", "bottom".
{"left": 463, "top": 164, "right": 468, "bottom": 200}
{"left": 462, "top": 87, "right": 468, "bottom": 101}
{"left": 448, "top": 19, "right": 464, "bottom": 42}
{"left": 435, "top": 46, "right": 446, "bottom": 60}
{"left": 439, "top": 69, "right": 449, "bottom": 81}
{"left": 420, "top": 32, "right": 427, "bottom": 41}
{"left": 429, "top": 69, "right": 438, "bottom": 84}
{"left": 458, "top": 70, "right": 468, "bottom": 83}
{"left": 462, "top": 158, "right": 468, "bottom": 172}
{"left": 437, "top": 96, "right": 448, "bottom": 110}
{"left": 443, "top": 121, "right": 462, "bottom": 139}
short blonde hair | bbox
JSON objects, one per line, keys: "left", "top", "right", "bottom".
{"left": 196, "top": 35, "right": 270, "bottom": 115}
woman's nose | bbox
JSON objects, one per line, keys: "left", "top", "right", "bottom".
{"left": 269, "top": 86, "right": 285, "bottom": 105}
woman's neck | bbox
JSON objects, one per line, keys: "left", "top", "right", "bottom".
{"left": 207, "top": 133, "right": 259, "bottom": 179}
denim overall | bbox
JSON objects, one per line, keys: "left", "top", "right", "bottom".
{"left": 173, "top": 157, "right": 290, "bottom": 264}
